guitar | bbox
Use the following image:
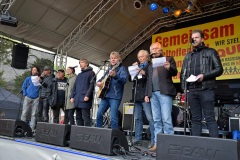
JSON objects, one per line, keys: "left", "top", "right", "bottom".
{"left": 97, "top": 62, "right": 120, "bottom": 98}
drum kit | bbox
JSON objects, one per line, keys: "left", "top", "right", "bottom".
{"left": 172, "top": 93, "right": 191, "bottom": 128}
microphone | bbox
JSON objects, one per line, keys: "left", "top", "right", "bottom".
{"left": 73, "top": 65, "right": 78, "bottom": 68}
{"left": 102, "top": 60, "right": 109, "bottom": 63}
{"left": 190, "top": 38, "right": 194, "bottom": 44}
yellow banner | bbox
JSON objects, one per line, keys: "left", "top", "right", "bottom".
{"left": 152, "top": 16, "right": 240, "bottom": 83}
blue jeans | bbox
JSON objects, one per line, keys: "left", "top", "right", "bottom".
{"left": 151, "top": 91, "right": 174, "bottom": 144}
{"left": 96, "top": 98, "right": 121, "bottom": 129}
{"left": 188, "top": 89, "right": 218, "bottom": 137}
{"left": 134, "top": 101, "right": 154, "bottom": 142}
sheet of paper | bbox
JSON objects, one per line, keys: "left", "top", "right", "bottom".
{"left": 152, "top": 57, "right": 166, "bottom": 68}
{"left": 128, "top": 65, "right": 142, "bottom": 81}
{"left": 31, "top": 76, "right": 41, "bottom": 86}
{"left": 186, "top": 74, "right": 200, "bottom": 82}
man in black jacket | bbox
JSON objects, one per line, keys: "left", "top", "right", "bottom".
{"left": 131, "top": 50, "right": 154, "bottom": 149}
{"left": 47, "top": 69, "right": 68, "bottom": 124}
{"left": 180, "top": 29, "right": 223, "bottom": 137}
{"left": 37, "top": 66, "right": 54, "bottom": 122}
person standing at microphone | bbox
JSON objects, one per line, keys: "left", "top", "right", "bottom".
{"left": 180, "top": 29, "right": 223, "bottom": 137}
{"left": 145, "top": 42, "right": 178, "bottom": 152}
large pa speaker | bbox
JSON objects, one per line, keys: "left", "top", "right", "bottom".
{"left": 157, "top": 134, "right": 240, "bottom": 160}
{"left": 35, "top": 122, "right": 71, "bottom": 147}
{"left": 11, "top": 44, "right": 29, "bottom": 69}
{"left": 0, "top": 119, "right": 32, "bottom": 137}
{"left": 69, "top": 126, "right": 129, "bottom": 155}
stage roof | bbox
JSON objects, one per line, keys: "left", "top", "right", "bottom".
{"left": 0, "top": 0, "right": 239, "bottom": 66}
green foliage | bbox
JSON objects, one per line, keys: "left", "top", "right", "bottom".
{"left": 12, "top": 58, "right": 54, "bottom": 95}
{"left": 0, "top": 71, "right": 7, "bottom": 88}
{"left": 0, "top": 38, "right": 13, "bottom": 64}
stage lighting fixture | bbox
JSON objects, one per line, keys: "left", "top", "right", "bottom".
{"left": 149, "top": 3, "right": 158, "bottom": 11}
{"left": 134, "top": 0, "right": 143, "bottom": 9}
{"left": 173, "top": 9, "right": 182, "bottom": 18}
{"left": 162, "top": 7, "right": 170, "bottom": 14}
{"left": 185, "top": 1, "right": 194, "bottom": 12}
{"left": 0, "top": 13, "right": 18, "bottom": 27}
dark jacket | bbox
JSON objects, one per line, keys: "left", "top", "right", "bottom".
{"left": 98, "top": 64, "right": 127, "bottom": 100}
{"left": 130, "top": 62, "right": 150, "bottom": 102}
{"left": 180, "top": 45, "right": 223, "bottom": 90}
{"left": 145, "top": 56, "right": 178, "bottom": 97}
{"left": 47, "top": 77, "right": 68, "bottom": 108}
{"left": 71, "top": 66, "right": 95, "bottom": 109}
{"left": 39, "top": 74, "right": 55, "bottom": 98}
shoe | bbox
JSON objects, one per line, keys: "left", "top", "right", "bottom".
{"left": 149, "top": 145, "right": 157, "bottom": 152}
{"left": 148, "top": 141, "right": 155, "bottom": 149}
{"left": 133, "top": 140, "right": 142, "bottom": 146}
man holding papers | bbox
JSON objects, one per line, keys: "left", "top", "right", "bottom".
{"left": 180, "top": 29, "right": 223, "bottom": 137}
{"left": 21, "top": 66, "right": 41, "bottom": 132}
{"left": 129, "top": 50, "right": 155, "bottom": 149}
{"left": 145, "top": 42, "right": 178, "bottom": 152}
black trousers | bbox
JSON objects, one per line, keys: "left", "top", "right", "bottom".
{"left": 75, "top": 108, "right": 91, "bottom": 126}
{"left": 52, "top": 103, "right": 69, "bottom": 124}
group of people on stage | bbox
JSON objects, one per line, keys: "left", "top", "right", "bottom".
{"left": 20, "top": 29, "right": 223, "bottom": 152}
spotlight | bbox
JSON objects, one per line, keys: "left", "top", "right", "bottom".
{"left": 149, "top": 3, "right": 158, "bottom": 11}
{"left": 0, "top": 12, "right": 18, "bottom": 27}
{"left": 185, "top": 0, "right": 197, "bottom": 13}
{"left": 134, "top": 0, "right": 143, "bottom": 10}
{"left": 173, "top": 9, "right": 182, "bottom": 18}
{"left": 162, "top": 7, "right": 170, "bottom": 14}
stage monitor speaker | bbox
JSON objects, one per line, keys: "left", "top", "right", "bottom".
{"left": 0, "top": 119, "right": 32, "bottom": 137}
{"left": 69, "top": 126, "right": 129, "bottom": 155}
{"left": 157, "top": 134, "right": 240, "bottom": 160}
{"left": 35, "top": 122, "right": 71, "bottom": 147}
{"left": 11, "top": 44, "right": 29, "bottom": 69}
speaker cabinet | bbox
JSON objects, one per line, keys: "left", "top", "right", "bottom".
{"left": 35, "top": 122, "right": 71, "bottom": 147}
{"left": 229, "top": 117, "right": 240, "bottom": 132}
{"left": 11, "top": 44, "right": 29, "bottom": 69}
{"left": 157, "top": 134, "right": 240, "bottom": 160}
{"left": 0, "top": 119, "right": 32, "bottom": 137}
{"left": 69, "top": 126, "right": 129, "bottom": 155}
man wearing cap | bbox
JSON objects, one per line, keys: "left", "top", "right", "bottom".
{"left": 47, "top": 69, "right": 68, "bottom": 123}
{"left": 37, "top": 66, "right": 55, "bottom": 123}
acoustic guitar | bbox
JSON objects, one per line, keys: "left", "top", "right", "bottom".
{"left": 97, "top": 62, "right": 120, "bottom": 98}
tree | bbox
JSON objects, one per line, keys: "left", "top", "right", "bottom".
{"left": 12, "top": 58, "right": 54, "bottom": 95}
{"left": 0, "top": 37, "right": 13, "bottom": 65}
{"left": 0, "top": 71, "right": 7, "bottom": 88}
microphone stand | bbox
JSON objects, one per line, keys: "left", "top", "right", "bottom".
{"left": 183, "top": 79, "right": 188, "bottom": 135}
{"left": 90, "top": 61, "right": 108, "bottom": 83}
{"left": 129, "top": 68, "right": 143, "bottom": 149}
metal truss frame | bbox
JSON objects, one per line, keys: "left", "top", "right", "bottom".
{"left": 0, "top": 0, "right": 15, "bottom": 14}
{"left": 55, "top": 0, "right": 119, "bottom": 69}
{"left": 119, "top": 0, "right": 240, "bottom": 59}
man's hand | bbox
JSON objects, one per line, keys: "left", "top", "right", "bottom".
{"left": 197, "top": 74, "right": 204, "bottom": 82}
{"left": 70, "top": 98, "right": 74, "bottom": 103}
{"left": 109, "top": 70, "right": 116, "bottom": 77}
{"left": 144, "top": 96, "right": 150, "bottom": 103}
{"left": 97, "top": 82, "right": 103, "bottom": 88}
{"left": 163, "top": 61, "right": 170, "bottom": 70}
{"left": 132, "top": 62, "right": 138, "bottom": 66}
{"left": 84, "top": 96, "right": 89, "bottom": 101}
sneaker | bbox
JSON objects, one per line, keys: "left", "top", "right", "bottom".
{"left": 148, "top": 141, "right": 155, "bottom": 149}
{"left": 149, "top": 145, "right": 157, "bottom": 152}
{"left": 133, "top": 140, "right": 142, "bottom": 146}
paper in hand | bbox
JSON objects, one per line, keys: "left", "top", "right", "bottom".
{"left": 186, "top": 74, "right": 200, "bottom": 82}
{"left": 128, "top": 65, "right": 142, "bottom": 81}
{"left": 31, "top": 76, "right": 41, "bottom": 86}
{"left": 152, "top": 57, "right": 166, "bottom": 68}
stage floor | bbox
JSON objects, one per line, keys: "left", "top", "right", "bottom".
{"left": 0, "top": 136, "right": 156, "bottom": 160}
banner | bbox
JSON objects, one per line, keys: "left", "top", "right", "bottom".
{"left": 152, "top": 16, "right": 240, "bottom": 83}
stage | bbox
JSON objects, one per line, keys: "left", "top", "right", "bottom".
{"left": 0, "top": 135, "right": 156, "bottom": 160}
